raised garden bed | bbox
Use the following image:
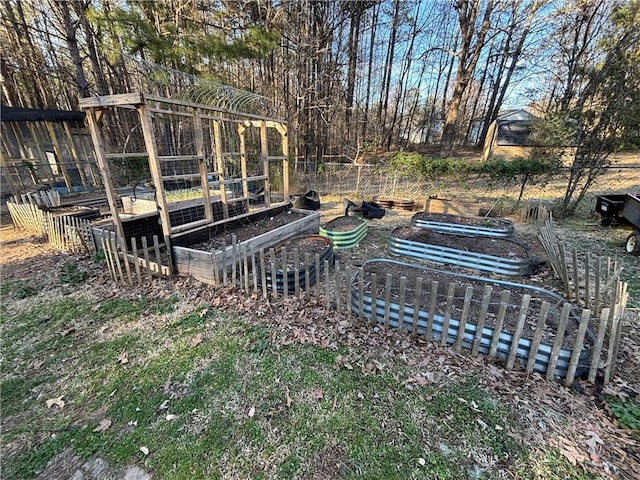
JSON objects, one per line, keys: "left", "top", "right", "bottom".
{"left": 258, "top": 235, "right": 334, "bottom": 292}
{"left": 320, "top": 216, "right": 367, "bottom": 249}
{"left": 411, "top": 212, "right": 514, "bottom": 238}
{"left": 388, "top": 226, "right": 530, "bottom": 276}
{"left": 349, "top": 259, "right": 594, "bottom": 378}
{"left": 171, "top": 205, "right": 320, "bottom": 283}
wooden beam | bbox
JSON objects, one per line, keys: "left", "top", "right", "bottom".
{"left": 79, "top": 92, "right": 144, "bottom": 108}
{"left": 212, "top": 119, "right": 229, "bottom": 218}
{"left": 237, "top": 123, "right": 249, "bottom": 211}
{"left": 280, "top": 123, "right": 289, "bottom": 200}
{"left": 136, "top": 104, "right": 172, "bottom": 238}
{"left": 260, "top": 120, "right": 271, "bottom": 206}
{"left": 193, "top": 110, "right": 213, "bottom": 222}
{"left": 85, "top": 108, "right": 125, "bottom": 238}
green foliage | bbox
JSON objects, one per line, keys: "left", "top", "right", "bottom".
{"left": 609, "top": 398, "right": 640, "bottom": 430}
{"left": 0, "top": 280, "right": 37, "bottom": 299}
{"left": 60, "top": 262, "right": 88, "bottom": 285}
{"left": 391, "top": 152, "right": 478, "bottom": 178}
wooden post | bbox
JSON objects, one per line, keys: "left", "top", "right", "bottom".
{"left": 589, "top": 308, "right": 609, "bottom": 383}
{"left": 260, "top": 249, "right": 267, "bottom": 298}
{"left": 525, "top": 302, "right": 550, "bottom": 374}
{"left": 370, "top": 273, "right": 378, "bottom": 325}
{"left": 131, "top": 237, "right": 142, "bottom": 283}
{"left": 357, "top": 267, "right": 365, "bottom": 320}
{"left": 141, "top": 236, "right": 152, "bottom": 280}
{"left": 383, "top": 274, "right": 392, "bottom": 330}
{"left": 546, "top": 304, "right": 571, "bottom": 381}
{"left": 193, "top": 110, "right": 213, "bottom": 222}
{"left": 259, "top": 120, "right": 271, "bottom": 206}
{"left": 411, "top": 277, "right": 423, "bottom": 337}
{"left": 565, "top": 309, "right": 591, "bottom": 386}
{"left": 137, "top": 105, "right": 172, "bottom": 238}
{"left": 507, "top": 295, "right": 531, "bottom": 369}
{"left": 426, "top": 281, "right": 438, "bottom": 340}
{"left": 456, "top": 286, "right": 474, "bottom": 352}
{"left": 398, "top": 277, "right": 407, "bottom": 330}
{"left": 282, "top": 247, "right": 289, "bottom": 298}
{"left": 324, "top": 259, "right": 330, "bottom": 310}
{"left": 212, "top": 119, "right": 229, "bottom": 218}
{"left": 237, "top": 124, "right": 250, "bottom": 211}
{"left": 85, "top": 109, "right": 125, "bottom": 238}
{"left": 304, "top": 252, "right": 311, "bottom": 299}
{"left": 489, "top": 291, "right": 511, "bottom": 358}
{"left": 440, "top": 283, "right": 456, "bottom": 346}
{"left": 472, "top": 286, "right": 492, "bottom": 356}
{"left": 275, "top": 123, "right": 289, "bottom": 200}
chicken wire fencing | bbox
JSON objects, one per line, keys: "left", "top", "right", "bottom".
{"left": 80, "top": 93, "right": 289, "bottom": 237}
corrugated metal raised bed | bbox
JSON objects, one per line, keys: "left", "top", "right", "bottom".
{"left": 388, "top": 226, "right": 530, "bottom": 276}
{"left": 171, "top": 205, "right": 320, "bottom": 283}
{"left": 411, "top": 212, "right": 514, "bottom": 238}
{"left": 349, "top": 259, "right": 594, "bottom": 379}
{"left": 319, "top": 216, "right": 367, "bottom": 249}
{"left": 258, "top": 235, "right": 334, "bottom": 292}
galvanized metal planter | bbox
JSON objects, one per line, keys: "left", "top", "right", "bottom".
{"left": 320, "top": 216, "right": 367, "bottom": 249}
{"left": 258, "top": 235, "right": 334, "bottom": 292}
{"left": 411, "top": 212, "right": 514, "bottom": 238}
{"left": 388, "top": 227, "right": 530, "bottom": 276}
{"left": 349, "top": 259, "right": 593, "bottom": 379}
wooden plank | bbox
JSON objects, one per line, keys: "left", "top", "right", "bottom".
{"left": 426, "top": 281, "right": 438, "bottom": 340}
{"left": 565, "top": 309, "right": 591, "bottom": 385}
{"left": 212, "top": 119, "right": 229, "bottom": 218}
{"left": 345, "top": 266, "right": 353, "bottom": 314}
{"left": 79, "top": 92, "right": 144, "bottom": 108}
{"left": 109, "top": 232, "right": 124, "bottom": 282}
{"left": 231, "top": 234, "right": 238, "bottom": 286}
{"left": 456, "top": 286, "right": 474, "bottom": 352}
{"left": 398, "top": 277, "right": 407, "bottom": 331}
{"left": 358, "top": 268, "right": 365, "bottom": 321}
{"left": 335, "top": 261, "right": 341, "bottom": 312}
{"left": 270, "top": 258, "right": 277, "bottom": 298}
{"left": 141, "top": 236, "right": 152, "bottom": 280}
{"left": 324, "top": 259, "right": 330, "bottom": 310}
{"left": 137, "top": 104, "right": 172, "bottom": 238}
{"left": 260, "top": 249, "right": 267, "bottom": 298}
{"left": 370, "top": 273, "right": 378, "bottom": 325}
{"left": 472, "top": 286, "right": 493, "bottom": 356}
{"left": 304, "top": 252, "right": 311, "bottom": 299}
{"left": 440, "top": 283, "right": 456, "bottom": 346}
{"left": 315, "top": 253, "right": 321, "bottom": 297}
{"left": 604, "top": 303, "right": 622, "bottom": 384}
{"left": 260, "top": 120, "right": 271, "bottom": 206}
{"left": 588, "top": 308, "right": 610, "bottom": 383}
{"left": 572, "top": 248, "right": 580, "bottom": 303}
{"left": 558, "top": 243, "right": 570, "bottom": 298}
{"left": 526, "top": 302, "right": 550, "bottom": 374}
{"left": 507, "top": 294, "right": 531, "bottom": 369}
{"left": 85, "top": 108, "right": 125, "bottom": 238}
{"left": 585, "top": 252, "right": 591, "bottom": 309}
{"left": 237, "top": 124, "right": 250, "bottom": 211}
{"left": 243, "top": 246, "right": 249, "bottom": 292}
{"left": 294, "top": 248, "right": 300, "bottom": 297}
{"left": 153, "top": 235, "right": 163, "bottom": 276}
{"left": 411, "top": 277, "right": 422, "bottom": 337}
{"left": 594, "top": 257, "right": 602, "bottom": 316}
{"left": 118, "top": 236, "right": 133, "bottom": 285}
{"left": 546, "top": 304, "right": 571, "bottom": 381}
{"left": 101, "top": 236, "right": 116, "bottom": 280}
{"left": 251, "top": 245, "right": 258, "bottom": 293}
{"left": 282, "top": 247, "right": 289, "bottom": 299}
{"left": 383, "top": 274, "right": 392, "bottom": 330}
{"left": 131, "top": 237, "right": 142, "bottom": 283}
{"left": 489, "top": 291, "right": 511, "bottom": 358}
{"left": 279, "top": 122, "right": 289, "bottom": 200}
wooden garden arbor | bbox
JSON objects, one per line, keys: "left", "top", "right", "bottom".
{"left": 79, "top": 92, "right": 289, "bottom": 242}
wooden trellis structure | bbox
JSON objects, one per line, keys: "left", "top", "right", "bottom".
{"left": 79, "top": 93, "right": 289, "bottom": 250}
{"left": 0, "top": 106, "right": 99, "bottom": 195}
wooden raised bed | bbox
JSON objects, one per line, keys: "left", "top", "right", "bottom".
{"left": 349, "top": 259, "right": 594, "bottom": 379}
{"left": 171, "top": 205, "right": 320, "bottom": 283}
{"left": 388, "top": 226, "right": 530, "bottom": 276}
{"left": 411, "top": 212, "right": 514, "bottom": 238}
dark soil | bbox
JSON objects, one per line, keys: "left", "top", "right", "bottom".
{"left": 360, "top": 260, "right": 583, "bottom": 349}
{"left": 413, "top": 211, "right": 512, "bottom": 229}
{"left": 392, "top": 226, "right": 529, "bottom": 259}
{"left": 193, "top": 211, "right": 307, "bottom": 251}
{"left": 322, "top": 216, "right": 364, "bottom": 232}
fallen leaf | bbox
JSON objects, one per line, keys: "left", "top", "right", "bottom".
{"left": 116, "top": 350, "right": 129, "bottom": 365}
{"left": 46, "top": 396, "right": 65, "bottom": 409}
{"left": 93, "top": 418, "right": 112, "bottom": 432}
{"left": 165, "top": 414, "right": 178, "bottom": 421}
{"left": 248, "top": 406, "right": 255, "bottom": 418}
{"left": 158, "top": 399, "right": 170, "bottom": 410}
{"left": 312, "top": 387, "right": 324, "bottom": 400}
{"left": 140, "top": 446, "right": 149, "bottom": 456}
{"left": 417, "top": 458, "right": 426, "bottom": 466}
{"left": 285, "top": 386, "right": 293, "bottom": 408}
{"left": 190, "top": 333, "right": 204, "bottom": 347}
